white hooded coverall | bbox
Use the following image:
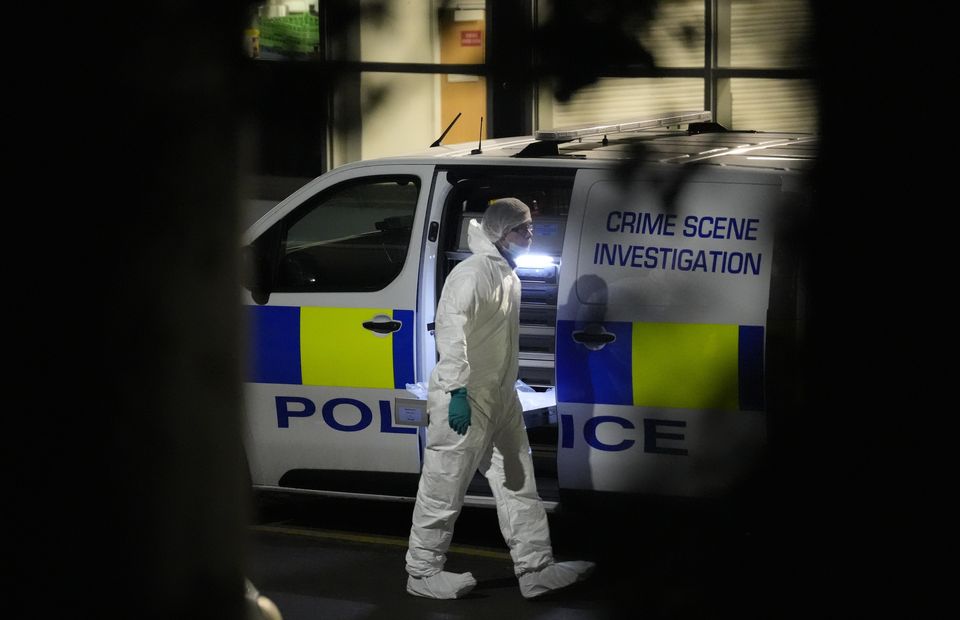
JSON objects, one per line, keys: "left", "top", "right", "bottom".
{"left": 405, "top": 219, "right": 554, "bottom": 578}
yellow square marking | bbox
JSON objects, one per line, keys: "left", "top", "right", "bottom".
{"left": 631, "top": 322, "right": 739, "bottom": 411}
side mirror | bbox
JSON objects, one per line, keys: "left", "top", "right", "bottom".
{"left": 241, "top": 244, "right": 271, "bottom": 305}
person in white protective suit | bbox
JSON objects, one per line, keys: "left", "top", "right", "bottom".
{"left": 405, "top": 197, "right": 595, "bottom": 600}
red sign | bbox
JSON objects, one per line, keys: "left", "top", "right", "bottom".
{"left": 461, "top": 30, "right": 482, "bottom": 47}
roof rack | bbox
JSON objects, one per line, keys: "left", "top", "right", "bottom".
{"left": 534, "top": 110, "right": 712, "bottom": 142}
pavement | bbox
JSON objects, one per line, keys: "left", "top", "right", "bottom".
{"left": 244, "top": 492, "right": 786, "bottom": 620}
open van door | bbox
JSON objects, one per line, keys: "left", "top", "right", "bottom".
{"left": 555, "top": 166, "right": 781, "bottom": 498}
{"left": 241, "top": 164, "right": 434, "bottom": 496}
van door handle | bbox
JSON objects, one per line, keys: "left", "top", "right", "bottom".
{"left": 572, "top": 326, "right": 616, "bottom": 351}
{"left": 363, "top": 319, "right": 402, "bottom": 334}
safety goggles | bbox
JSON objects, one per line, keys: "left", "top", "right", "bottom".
{"left": 510, "top": 222, "right": 534, "bottom": 235}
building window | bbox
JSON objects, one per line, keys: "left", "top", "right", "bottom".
{"left": 541, "top": 78, "right": 704, "bottom": 130}
{"left": 249, "top": 2, "right": 321, "bottom": 60}
{"left": 727, "top": 0, "right": 812, "bottom": 69}
{"left": 243, "top": 0, "right": 816, "bottom": 183}
{"left": 638, "top": 0, "right": 705, "bottom": 68}
{"left": 729, "top": 78, "right": 817, "bottom": 133}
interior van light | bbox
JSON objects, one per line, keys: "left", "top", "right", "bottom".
{"left": 515, "top": 254, "right": 556, "bottom": 269}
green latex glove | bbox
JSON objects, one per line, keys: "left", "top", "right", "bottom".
{"left": 448, "top": 387, "right": 471, "bottom": 435}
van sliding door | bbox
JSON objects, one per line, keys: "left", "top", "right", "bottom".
{"left": 429, "top": 167, "right": 575, "bottom": 504}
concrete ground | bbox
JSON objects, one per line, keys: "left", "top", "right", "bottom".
{"left": 244, "top": 492, "right": 788, "bottom": 620}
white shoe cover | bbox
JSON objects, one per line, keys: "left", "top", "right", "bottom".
{"left": 518, "top": 561, "right": 596, "bottom": 599}
{"left": 406, "top": 571, "right": 477, "bottom": 599}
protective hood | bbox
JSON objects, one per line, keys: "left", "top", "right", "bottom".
{"left": 480, "top": 198, "right": 531, "bottom": 242}
{"left": 466, "top": 219, "right": 505, "bottom": 259}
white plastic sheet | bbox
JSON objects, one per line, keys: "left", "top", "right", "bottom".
{"left": 407, "top": 380, "right": 555, "bottom": 412}
{"left": 405, "top": 382, "right": 429, "bottom": 400}
{"left": 515, "top": 380, "right": 556, "bottom": 411}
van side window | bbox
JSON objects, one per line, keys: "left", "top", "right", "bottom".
{"left": 276, "top": 176, "right": 420, "bottom": 292}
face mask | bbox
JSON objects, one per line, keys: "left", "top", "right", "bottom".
{"left": 503, "top": 240, "right": 529, "bottom": 257}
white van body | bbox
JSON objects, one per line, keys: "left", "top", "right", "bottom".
{"left": 241, "top": 115, "right": 813, "bottom": 506}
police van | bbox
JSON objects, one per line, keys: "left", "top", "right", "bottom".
{"left": 241, "top": 111, "right": 812, "bottom": 508}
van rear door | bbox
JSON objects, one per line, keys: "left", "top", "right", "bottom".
{"left": 242, "top": 164, "right": 433, "bottom": 496}
{"left": 555, "top": 166, "right": 781, "bottom": 498}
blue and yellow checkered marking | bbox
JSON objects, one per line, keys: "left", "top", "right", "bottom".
{"left": 247, "top": 305, "right": 415, "bottom": 389}
{"left": 557, "top": 320, "right": 764, "bottom": 411}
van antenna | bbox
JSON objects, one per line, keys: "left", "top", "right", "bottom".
{"left": 430, "top": 112, "right": 462, "bottom": 148}
{"left": 471, "top": 117, "right": 483, "bottom": 154}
